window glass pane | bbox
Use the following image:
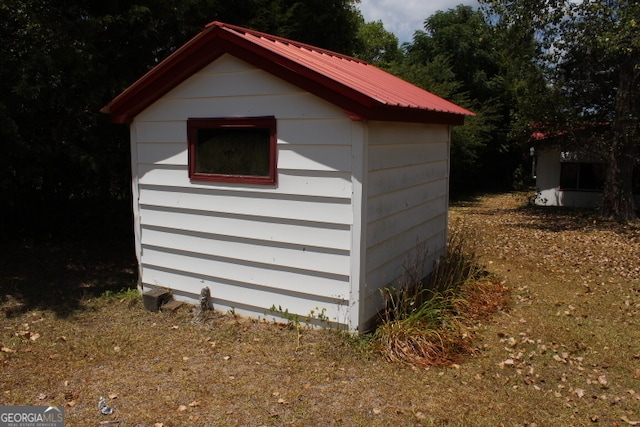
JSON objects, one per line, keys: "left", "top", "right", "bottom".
{"left": 579, "top": 163, "right": 605, "bottom": 190}
{"left": 196, "top": 128, "right": 270, "bottom": 177}
{"left": 560, "top": 163, "right": 580, "bottom": 190}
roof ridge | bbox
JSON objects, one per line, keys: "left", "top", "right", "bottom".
{"left": 206, "top": 21, "right": 369, "bottom": 65}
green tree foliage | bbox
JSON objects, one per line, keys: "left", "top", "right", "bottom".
{"left": 354, "top": 20, "right": 402, "bottom": 65}
{"left": 397, "top": 5, "right": 540, "bottom": 192}
{"left": 482, "top": 0, "right": 639, "bottom": 220}
{"left": 0, "top": 0, "right": 362, "bottom": 240}
{"left": 251, "top": 0, "right": 362, "bottom": 54}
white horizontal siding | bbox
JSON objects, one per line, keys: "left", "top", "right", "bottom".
{"left": 141, "top": 247, "right": 349, "bottom": 300}
{"left": 166, "top": 65, "right": 302, "bottom": 99}
{"left": 368, "top": 141, "right": 448, "bottom": 171}
{"left": 139, "top": 206, "right": 351, "bottom": 251}
{"left": 366, "top": 214, "right": 447, "bottom": 278}
{"left": 142, "top": 226, "right": 350, "bottom": 276}
{"left": 368, "top": 160, "right": 448, "bottom": 198}
{"left": 367, "top": 179, "right": 447, "bottom": 222}
{"left": 138, "top": 166, "right": 352, "bottom": 199}
{"left": 367, "top": 195, "right": 448, "bottom": 248}
{"left": 136, "top": 92, "right": 345, "bottom": 123}
{"left": 278, "top": 145, "right": 352, "bottom": 172}
{"left": 134, "top": 121, "right": 186, "bottom": 143}
{"left": 138, "top": 187, "right": 352, "bottom": 225}
{"left": 137, "top": 143, "right": 186, "bottom": 165}
{"left": 367, "top": 121, "right": 449, "bottom": 145}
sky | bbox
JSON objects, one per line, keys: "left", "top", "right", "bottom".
{"left": 357, "top": 0, "right": 480, "bottom": 44}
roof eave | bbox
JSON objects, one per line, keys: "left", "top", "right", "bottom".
{"left": 101, "top": 23, "right": 473, "bottom": 125}
{"left": 360, "top": 104, "right": 469, "bottom": 125}
{"left": 101, "top": 25, "right": 226, "bottom": 124}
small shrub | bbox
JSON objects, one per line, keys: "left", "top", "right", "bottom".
{"left": 373, "top": 224, "right": 503, "bottom": 367}
{"left": 429, "top": 223, "right": 485, "bottom": 295}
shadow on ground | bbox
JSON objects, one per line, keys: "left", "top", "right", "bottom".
{"left": 0, "top": 236, "right": 137, "bottom": 318}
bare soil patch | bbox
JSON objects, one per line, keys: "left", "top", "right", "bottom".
{"left": 1, "top": 192, "right": 639, "bottom": 426}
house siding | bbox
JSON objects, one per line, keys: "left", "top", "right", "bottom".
{"left": 131, "top": 54, "right": 356, "bottom": 323}
{"left": 362, "top": 122, "right": 450, "bottom": 325}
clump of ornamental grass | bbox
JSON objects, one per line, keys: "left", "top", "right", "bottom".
{"left": 373, "top": 224, "right": 507, "bottom": 367}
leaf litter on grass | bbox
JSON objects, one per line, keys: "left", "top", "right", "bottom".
{"left": 1, "top": 192, "right": 639, "bottom": 426}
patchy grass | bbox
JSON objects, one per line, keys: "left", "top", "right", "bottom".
{"left": 1, "top": 192, "right": 639, "bottom": 426}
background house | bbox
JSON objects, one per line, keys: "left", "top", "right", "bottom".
{"left": 531, "top": 126, "right": 640, "bottom": 208}
{"left": 534, "top": 147, "right": 608, "bottom": 207}
{"left": 102, "top": 22, "right": 473, "bottom": 331}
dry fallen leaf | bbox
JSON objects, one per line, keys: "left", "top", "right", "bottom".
{"left": 574, "top": 388, "right": 586, "bottom": 398}
{"left": 373, "top": 408, "right": 382, "bottom": 415}
{"left": 621, "top": 416, "right": 640, "bottom": 426}
{"left": 597, "top": 375, "right": 608, "bottom": 386}
{"left": 1, "top": 346, "right": 16, "bottom": 353}
{"left": 108, "top": 393, "right": 118, "bottom": 399}
{"left": 154, "top": 423, "right": 164, "bottom": 427}
{"left": 277, "top": 398, "right": 287, "bottom": 404}
{"left": 176, "top": 405, "right": 187, "bottom": 412}
{"left": 16, "top": 331, "right": 35, "bottom": 340}
{"left": 188, "top": 401, "right": 200, "bottom": 407}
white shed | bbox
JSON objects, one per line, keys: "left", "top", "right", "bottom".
{"left": 102, "top": 22, "right": 473, "bottom": 331}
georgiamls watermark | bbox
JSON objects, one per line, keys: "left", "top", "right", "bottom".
{"left": 0, "top": 406, "right": 64, "bottom": 427}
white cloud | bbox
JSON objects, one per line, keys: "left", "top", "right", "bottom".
{"left": 358, "top": 0, "right": 480, "bottom": 44}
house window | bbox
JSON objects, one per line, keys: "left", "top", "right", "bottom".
{"left": 560, "top": 162, "right": 605, "bottom": 191}
{"left": 188, "top": 116, "right": 277, "bottom": 184}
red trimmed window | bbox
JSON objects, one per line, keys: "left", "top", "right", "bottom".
{"left": 188, "top": 116, "right": 277, "bottom": 185}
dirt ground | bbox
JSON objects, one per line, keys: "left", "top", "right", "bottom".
{"left": 1, "top": 192, "right": 639, "bottom": 426}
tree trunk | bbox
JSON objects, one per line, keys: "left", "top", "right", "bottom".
{"left": 601, "top": 56, "right": 639, "bottom": 221}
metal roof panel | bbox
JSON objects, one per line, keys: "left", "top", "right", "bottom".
{"left": 102, "top": 21, "right": 474, "bottom": 124}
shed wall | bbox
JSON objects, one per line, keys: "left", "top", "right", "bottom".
{"left": 131, "top": 54, "right": 357, "bottom": 324}
{"left": 362, "top": 122, "right": 450, "bottom": 325}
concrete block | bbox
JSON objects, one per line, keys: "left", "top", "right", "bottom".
{"left": 142, "top": 288, "right": 171, "bottom": 312}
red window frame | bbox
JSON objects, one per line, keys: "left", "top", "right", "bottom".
{"left": 187, "top": 116, "right": 277, "bottom": 185}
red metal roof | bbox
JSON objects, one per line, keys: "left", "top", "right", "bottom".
{"left": 101, "top": 21, "right": 474, "bottom": 125}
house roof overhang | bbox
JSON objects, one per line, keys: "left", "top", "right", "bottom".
{"left": 101, "top": 22, "right": 474, "bottom": 125}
